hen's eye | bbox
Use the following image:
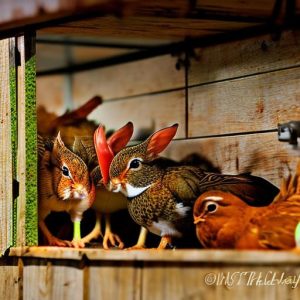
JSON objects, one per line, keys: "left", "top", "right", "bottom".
{"left": 62, "top": 166, "right": 70, "bottom": 177}
{"left": 207, "top": 203, "right": 217, "bottom": 213}
{"left": 129, "top": 159, "right": 141, "bottom": 169}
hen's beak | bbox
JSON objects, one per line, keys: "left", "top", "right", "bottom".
{"left": 94, "top": 125, "right": 114, "bottom": 185}
{"left": 194, "top": 215, "right": 206, "bottom": 224}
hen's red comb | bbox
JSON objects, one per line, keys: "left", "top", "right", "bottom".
{"left": 94, "top": 122, "right": 134, "bottom": 185}
{"left": 94, "top": 125, "right": 114, "bottom": 185}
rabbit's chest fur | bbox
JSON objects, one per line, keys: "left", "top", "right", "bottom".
{"left": 127, "top": 182, "right": 192, "bottom": 237}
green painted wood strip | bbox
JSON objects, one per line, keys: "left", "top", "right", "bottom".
{"left": 24, "top": 34, "right": 38, "bottom": 246}
{"left": 15, "top": 34, "right": 38, "bottom": 246}
{"left": 9, "top": 38, "right": 17, "bottom": 247}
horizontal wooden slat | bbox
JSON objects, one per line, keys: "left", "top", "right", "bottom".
{"left": 189, "top": 30, "right": 300, "bottom": 86}
{"left": 1, "top": 0, "right": 278, "bottom": 41}
{"left": 88, "top": 90, "right": 186, "bottom": 139}
{"left": 8, "top": 247, "right": 300, "bottom": 264}
{"left": 163, "top": 132, "right": 299, "bottom": 187}
{"left": 41, "top": 16, "right": 259, "bottom": 40}
{"left": 188, "top": 67, "right": 300, "bottom": 136}
{"left": 134, "top": 0, "right": 275, "bottom": 19}
{"left": 72, "top": 54, "right": 184, "bottom": 101}
{"left": 197, "top": 0, "right": 275, "bottom": 18}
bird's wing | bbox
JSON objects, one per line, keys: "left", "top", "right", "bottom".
{"left": 163, "top": 167, "right": 207, "bottom": 205}
{"left": 164, "top": 166, "right": 278, "bottom": 206}
{"left": 256, "top": 204, "right": 300, "bottom": 249}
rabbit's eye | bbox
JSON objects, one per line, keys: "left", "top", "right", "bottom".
{"left": 62, "top": 165, "right": 70, "bottom": 177}
{"left": 129, "top": 159, "right": 141, "bottom": 169}
{"left": 206, "top": 202, "right": 218, "bottom": 213}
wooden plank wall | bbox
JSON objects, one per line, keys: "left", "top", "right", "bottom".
{"left": 63, "top": 29, "right": 300, "bottom": 187}
{"left": 2, "top": 255, "right": 300, "bottom": 300}
{"left": 0, "top": 38, "right": 14, "bottom": 255}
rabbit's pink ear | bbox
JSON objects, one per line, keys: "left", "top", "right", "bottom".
{"left": 107, "top": 122, "right": 134, "bottom": 154}
{"left": 94, "top": 125, "right": 114, "bottom": 185}
{"left": 146, "top": 124, "right": 178, "bottom": 158}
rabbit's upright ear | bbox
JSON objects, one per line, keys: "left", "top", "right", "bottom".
{"left": 146, "top": 124, "right": 178, "bottom": 159}
{"left": 107, "top": 122, "right": 134, "bottom": 154}
{"left": 55, "top": 132, "right": 65, "bottom": 147}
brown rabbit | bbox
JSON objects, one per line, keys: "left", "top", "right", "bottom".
{"left": 77, "top": 122, "right": 134, "bottom": 249}
{"left": 94, "top": 123, "right": 279, "bottom": 249}
{"left": 38, "top": 133, "right": 95, "bottom": 248}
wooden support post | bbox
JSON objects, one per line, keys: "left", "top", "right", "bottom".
{"left": 0, "top": 38, "right": 14, "bottom": 255}
{"left": 16, "top": 33, "right": 38, "bottom": 246}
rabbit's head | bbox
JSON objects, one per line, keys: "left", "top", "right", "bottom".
{"left": 51, "top": 132, "right": 93, "bottom": 201}
{"left": 95, "top": 123, "right": 178, "bottom": 198}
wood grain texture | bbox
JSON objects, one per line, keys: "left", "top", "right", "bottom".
{"left": 188, "top": 67, "right": 300, "bottom": 136}
{"left": 23, "top": 259, "right": 83, "bottom": 300}
{"left": 197, "top": 0, "right": 275, "bottom": 17}
{"left": 0, "top": 0, "right": 278, "bottom": 40}
{"left": 0, "top": 0, "right": 109, "bottom": 31}
{"left": 72, "top": 54, "right": 184, "bottom": 102}
{"left": 88, "top": 262, "right": 141, "bottom": 300}
{"left": 0, "top": 38, "right": 13, "bottom": 255}
{"left": 42, "top": 16, "right": 258, "bottom": 40}
{"left": 3, "top": 254, "right": 300, "bottom": 300}
{"left": 163, "top": 132, "right": 300, "bottom": 187}
{"left": 88, "top": 90, "right": 186, "bottom": 139}
{"left": 0, "top": 258, "right": 21, "bottom": 299}
{"left": 141, "top": 265, "right": 300, "bottom": 300}
{"left": 189, "top": 30, "right": 300, "bottom": 86}
{"left": 8, "top": 247, "right": 300, "bottom": 264}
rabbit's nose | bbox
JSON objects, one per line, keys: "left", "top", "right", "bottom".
{"left": 109, "top": 178, "right": 122, "bottom": 193}
{"left": 72, "top": 184, "right": 88, "bottom": 199}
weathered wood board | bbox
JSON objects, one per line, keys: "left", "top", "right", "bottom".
{"left": 89, "top": 90, "right": 186, "bottom": 139}
{"left": 0, "top": 38, "right": 14, "bottom": 255}
{"left": 4, "top": 248, "right": 300, "bottom": 300}
{"left": 163, "top": 133, "right": 300, "bottom": 187}
{"left": 189, "top": 30, "right": 300, "bottom": 86}
{"left": 0, "top": 258, "right": 21, "bottom": 299}
{"left": 88, "top": 262, "right": 141, "bottom": 300}
{"left": 72, "top": 54, "right": 184, "bottom": 103}
{"left": 43, "top": 16, "right": 259, "bottom": 40}
{"left": 23, "top": 259, "right": 84, "bottom": 300}
{"left": 188, "top": 67, "right": 300, "bottom": 136}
